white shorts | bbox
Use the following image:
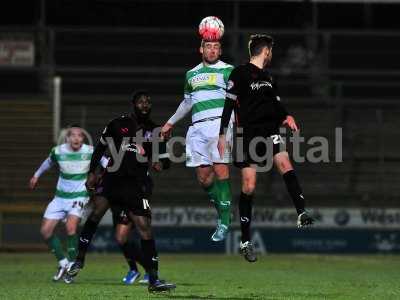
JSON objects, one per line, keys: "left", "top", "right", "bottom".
{"left": 185, "top": 118, "right": 232, "bottom": 167}
{"left": 43, "top": 196, "right": 89, "bottom": 220}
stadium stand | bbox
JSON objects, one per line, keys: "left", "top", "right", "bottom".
{"left": 1, "top": 17, "right": 400, "bottom": 209}
{"left": 0, "top": 99, "right": 55, "bottom": 204}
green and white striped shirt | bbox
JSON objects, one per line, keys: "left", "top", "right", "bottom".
{"left": 184, "top": 60, "right": 234, "bottom": 123}
{"left": 49, "top": 143, "right": 93, "bottom": 200}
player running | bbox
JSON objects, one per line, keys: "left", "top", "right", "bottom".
{"left": 29, "top": 125, "right": 101, "bottom": 282}
{"left": 67, "top": 92, "right": 175, "bottom": 292}
{"left": 66, "top": 91, "right": 170, "bottom": 285}
{"left": 161, "top": 39, "right": 234, "bottom": 242}
{"left": 218, "top": 34, "right": 315, "bottom": 262}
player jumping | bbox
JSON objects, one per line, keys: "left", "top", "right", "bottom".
{"left": 161, "top": 39, "right": 234, "bottom": 242}
{"left": 218, "top": 34, "right": 315, "bottom": 262}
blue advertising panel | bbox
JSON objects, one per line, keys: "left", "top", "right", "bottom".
{"left": 90, "top": 226, "right": 400, "bottom": 254}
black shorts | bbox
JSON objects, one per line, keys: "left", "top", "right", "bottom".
{"left": 90, "top": 193, "right": 130, "bottom": 226}
{"left": 92, "top": 194, "right": 131, "bottom": 226}
{"left": 111, "top": 205, "right": 131, "bottom": 226}
{"left": 233, "top": 126, "right": 286, "bottom": 168}
{"left": 102, "top": 174, "right": 152, "bottom": 218}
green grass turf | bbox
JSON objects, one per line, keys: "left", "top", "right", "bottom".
{"left": 0, "top": 253, "right": 399, "bottom": 299}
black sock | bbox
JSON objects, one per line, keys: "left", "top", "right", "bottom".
{"left": 151, "top": 250, "right": 158, "bottom": 273}
{"left": 120, "top": 241, "right": 148, "bottom": 272}
{"left": 239, "top": 192, "right": 253, "bottom": 243}
{"left": 119, "top": 242, "right": 138, "bottom": 272}
{"left": 76, "top": 218, "right": 99, "bottom": 263}
{"left": 130, "top": 240, "right": 149, "bottom": 272}
{"left": 141, "top": 239, "right": 158, "bottom": 284}
{"left": 283, "top": 170, "right": 305, "bottom": 215}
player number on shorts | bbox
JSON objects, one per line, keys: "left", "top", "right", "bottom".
{"left": 72, "top": 201, "right": 84, "bottom": 209}
{"left": 142, "top": 199, "right": 150, "bottom": 210}
{"left": 271, "top": 134, "right": 284, "bottom": 145}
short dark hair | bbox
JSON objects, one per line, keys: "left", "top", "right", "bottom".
{"left": 131, "top": 90, "right": 149, "bottom": 104}
{"left": 66, "top": 124, "right": 82, "bottom": 136}
{"left": 67, "top": 123, "right": 81, "bottom": 129}
{"left": 248, "top": 34, "right": 274, "bottom": 57}
{"left": 201, "top": 39, "right": 222, "bottom": 47}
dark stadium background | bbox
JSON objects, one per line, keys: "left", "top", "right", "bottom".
{"left": 1, "top": 0, "right": 400, "bottom": 254}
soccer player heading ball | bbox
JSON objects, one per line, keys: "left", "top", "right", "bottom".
{"left": 218, "top": 34, "right": 315, "bottom": 262}
{"left": 162, "top": 16, "right": 234, "bottom": 242}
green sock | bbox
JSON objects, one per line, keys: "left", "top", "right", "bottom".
{"left": 67, "top": 234, "right": 78, "bottom": 261}
{"left": 216, "top": 179, "right": 232, "bottom": 227}
{"left": 205, "top": 181, "right": 221, "bottom": 219}
{"left": 47, "top": 235, "right": 65, "bottom": 262}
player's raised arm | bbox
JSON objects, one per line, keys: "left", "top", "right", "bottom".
{"left": 161, "top": 75, "right": 193, "bottom": 138}
{"left": 29, "top": 152, "right": 56, "bottom": 189}
{"left": 161, "top": 97, "right": 193, "bottom": 138}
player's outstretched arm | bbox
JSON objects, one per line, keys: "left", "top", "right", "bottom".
{"left": 29, "top": 157, "right": 54, "bottom": 189}
{"left": 161, "top": 98, "right": 192, "bottom": 138}
{"left": 160, "top": 123, "right": 173, "bottom": 139}
{"left": 29, "top": 176, "right": 39, "bottom": 190}
{"left": 87, "top": 142, "right": 107, "bottom": 192}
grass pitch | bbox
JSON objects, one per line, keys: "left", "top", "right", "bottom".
{"left": 0, "top": 253, "right": 399, "bottom": 299}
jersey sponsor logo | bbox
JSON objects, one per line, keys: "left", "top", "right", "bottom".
{"left": 250, "top": 81, "right": 272, "bottom": 90}
{"left": 120, "top": 127, "right": 129, "bottom": 134}
{"left": 143, "top": 198, "right": 150, "bottom": 210}
{"left": 240, "top": 217, "right": 250, "bottom": 223}
{"left": 190, "top": 73, "right": 217, "bottom": 88}
{"left": 81, "top": 154, "right": 90, "bottom": 160}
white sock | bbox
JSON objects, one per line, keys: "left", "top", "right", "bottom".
{"left": 59, "top": 258, "right": 69, "bottom": 268}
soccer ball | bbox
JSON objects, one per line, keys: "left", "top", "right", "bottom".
{"left": 198, "top": 16, "right": 225, "bottom": 41}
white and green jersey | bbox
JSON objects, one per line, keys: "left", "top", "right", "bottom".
{"left": 184, "top": 60, "right": 234, "bottom": 123}
{"left": 49, "top": 143, "right": 93, "bottom": 200}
